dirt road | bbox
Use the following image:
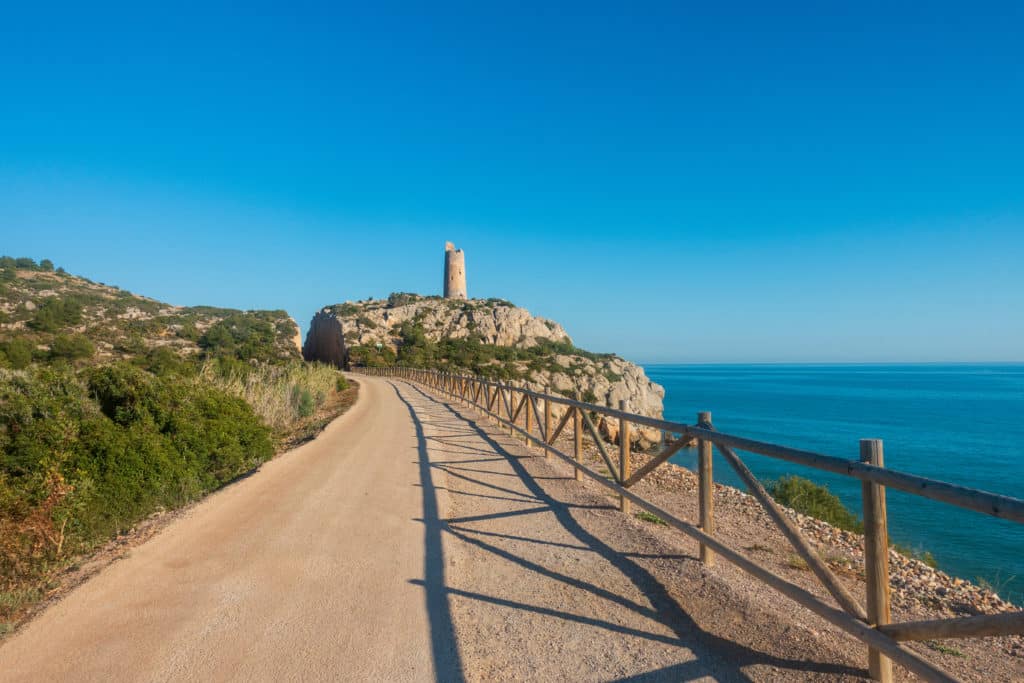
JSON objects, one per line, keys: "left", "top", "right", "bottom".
{"left": 0, "top": 376, "right": 456, "bottom": 682}
{"left": 2, "top": 376, "right": 896, "bottom": 682}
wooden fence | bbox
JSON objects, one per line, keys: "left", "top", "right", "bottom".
{"left": 358, "top": 366, "right": 1024, "bottom": 682}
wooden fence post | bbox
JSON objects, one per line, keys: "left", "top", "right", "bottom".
{"left": 524, "top": 387, "right": 533, "bottom": 448}
{"left": 619, "top": 400, "right": 631, "bottom": 513}
{"left": 508, "top": 385, "right": 515, "bottom": 437}
{"left": 698, "top": 411, "right": 714, "bottom": 565}
{"left": 574, "top": 392, "right": 583, "bottom": 481}
{"left": 861, "top": 439, "right": 893, "bottom": 683}
{"left": 544, "top": 388, "right": 552, "bottom": 459}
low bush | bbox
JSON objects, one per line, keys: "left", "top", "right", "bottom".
{"left": 199, "top": 313, "right": 278, "bottom": 362}
{"left": 386, "top": 292, "right": 420, "bottom": 308}
{"left": 0, "top": 339, "right": 33, "bottom": 370}
{"left": 893, "top": 543, "right": 938, "bottom": 568}
{"left": 347, "top": 344, "right": 396, "bottom": 368}
{"left": 141, "top": 347, "right": 188, "bottom": 376}
{"left": 292, "top": 387, "right": 316, "bottom": 418}
{"left": 0, "top": 364, "right": 274, "bottom": 607}
{"left": 28, "top": 297, "right": 83, "bottom": 333}
{"left": 48, "top": 334, "right": 94, "bottom": 361}
{"left": 766, "top": 475, "right": 863, "bottom": 533}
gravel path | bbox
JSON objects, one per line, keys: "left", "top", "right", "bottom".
{"left": 399, "top": 380, "right": 871, "bottom": 682}
{"left": 0, "top": 376, "right": 445, "bottom": 682}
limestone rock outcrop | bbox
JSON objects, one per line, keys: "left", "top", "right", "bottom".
{"left": 289, "top": 316, "right": 303, "bottom": 354}
{"left": 338, "top": 297, "right": 571, "bottom": 349}
{"left": 304, "top": 293, "right": 666, "bottom": 447}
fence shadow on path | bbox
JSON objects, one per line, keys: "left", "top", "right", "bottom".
{"left": 392, "top": 382, "right": 467, "bottom": 683}
{"left": 390, "top": 381, "right": 865, "bottom": 682}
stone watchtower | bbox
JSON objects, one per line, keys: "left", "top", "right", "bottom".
{"left": 443, "top": 241, "right": 467, "bottom": 299}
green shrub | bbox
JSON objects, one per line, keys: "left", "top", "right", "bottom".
{"left": 49, "top": 334, "right": 94, "bottom": 361}
{"left": 0, "top": 364, "right": 274, "bottom": 600}
{"left": 893, "top": 543, "right": 938, "bottom": 568}
{"left": 347, "top": 344, "right": 396, "bottom": 368}
{"left": 292, "top": 386, "right": 316, "bottom": 417}
{"left": 176, "top": 322, "right": 200, "bottom": 341}
{"left": 199, "top": 313, "right": 278, "bottom": 362}
{"left": 141, "top": 347, "right": 187, "bottom": 376}
{"left": 336, "top": 376, "right": 349, "bottom": 392}
{"left": 29, "top": 297, "right": 83, "bottom": 333}
{"left": 636, "top": 510, "right": 668, "bottom": 525}
{"left": 1, "top": 339, "right": 33, "bottom": 369}
{"left": 334, "top": 303, "right": 360, "bottom": 316}
{"left": 39, "top": 260, "right": 54, "bottom": 272}
{"left": 115, "top": 334, "right": 147, "bottom": 355}
{"left": 386, "top": 292, "right": 420, "bottom": 308}
{"left": 766, "top": 476, "right": 863, "bottom": 533}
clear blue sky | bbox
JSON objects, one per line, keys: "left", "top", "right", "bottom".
{"left": 2, "top": 2, "right": 1021, "bottom": 362}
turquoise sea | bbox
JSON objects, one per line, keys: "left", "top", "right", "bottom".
{"left": 644, "top": 364, "right": 1024, "bottom": 603}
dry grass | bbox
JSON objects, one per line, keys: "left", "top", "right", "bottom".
{"left": 200, "top": 361, "right": 343, "bottom": 433}
{"left": 280, "top": 380, "right": 360, "bottom": 449}
{"left": 785, "top": 553, "right": 809, "bottom": 571}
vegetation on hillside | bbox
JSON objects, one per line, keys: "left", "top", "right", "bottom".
{"left": 0, "top": 257, "right": 300, "bottom": 368}
{"left": 0, "top": 258, "right": 355, "bottom": 632}
{"left": 349, "top": 315, "right": 614, "bottom": 388}
{"left": 0, "top": 363, "right": 274, "bottom": 622}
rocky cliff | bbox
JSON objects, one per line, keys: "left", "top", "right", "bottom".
{"left": 304, "top": 293, "right": 665, "bottom": 447}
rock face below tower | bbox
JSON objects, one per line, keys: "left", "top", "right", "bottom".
{"left": 302, "top": 310, "right": 347, "bottom": 368}
{"left": 306, "top": 294, "right": 667, "bottom": 447}
{"left": 443, "top": 241, "right": 467, "bottom": 299}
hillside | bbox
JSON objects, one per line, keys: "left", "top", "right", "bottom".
{"left": 0, "top": 257, "right": 301, "bottom": 369}
{"left": 303, "top": 292, "right": 666, "bottom": 447}
{"left": 0, "top": 256, "right": 353, "bottom": 636}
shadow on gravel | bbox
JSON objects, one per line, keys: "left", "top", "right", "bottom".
{"left": 392, "top": 383, "right": 466, "bottom": 683}
{"left": 391, "top": 380, "right": 866, "bottom": 682}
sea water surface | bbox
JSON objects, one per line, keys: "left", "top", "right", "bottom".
{"left": 644, "top": 364, "right": 1024, "bottom": 603}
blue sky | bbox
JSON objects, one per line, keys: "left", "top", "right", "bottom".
{"left": 2, "top": 2, "right": 1022, "bottom": 362}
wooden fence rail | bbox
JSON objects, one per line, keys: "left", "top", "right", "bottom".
{"left": 357, "top": 366, "right": 1024, "bottom": 683}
